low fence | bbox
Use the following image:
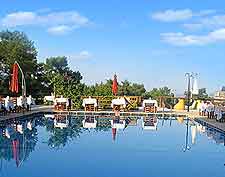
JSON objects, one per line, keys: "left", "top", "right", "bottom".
{"left": 81, "top": 96, "right": 142, "bottom": 110}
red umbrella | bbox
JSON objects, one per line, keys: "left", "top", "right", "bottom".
{"left": 112, "top": 128, "right": 117, "bottom": 141}
{"left": 12, "top": 139, "right": 20, "bottom": 167}
{"left": 10, "top": 63, "right": 19, "bottom": 93}
{"left": 112, "top": 74, "right": 118, "bottom": 96}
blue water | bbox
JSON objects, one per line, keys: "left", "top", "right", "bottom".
{"left": 0, "top": 114, "right": 225, "bottom": 177}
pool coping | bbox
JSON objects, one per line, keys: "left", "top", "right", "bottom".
{"left": 195, "top": 118, "right": 225, "bottom": 134}
{"left": 1, "top": 108, "right": 225, "bottom": 134}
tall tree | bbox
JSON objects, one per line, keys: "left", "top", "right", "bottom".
{"left": 221, "top": 86, "right": 225, "bottom": 91}
{"left": 46, "top": 56, "right": 68, "bottom": 73}
{"left": 0, "top": 30, "right": 37, "bottom": 95}
{"left": 198, "top": 88, "right": 208, "bottom": 99}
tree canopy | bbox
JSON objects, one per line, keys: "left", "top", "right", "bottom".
{"left": 0, "top": 30, "right": 37, "bottom": 95}
{"left": 46, "top": 56, "right": 68, "bottom": 73}
{"left": 0, "top": 30, "right": 176, "bottom": 107}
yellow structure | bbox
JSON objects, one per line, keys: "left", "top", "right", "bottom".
{"left": 177, "top": 117, "right": 184, "bottom": 124}
{"left": 196, "top": 100, "right": 201, "bottom": 110}
{"left": 174, "top": 98, "right": 185, "bottom": 110}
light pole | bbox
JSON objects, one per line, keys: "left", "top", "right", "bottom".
{"left": 183, "top": 118, "right": 191, "bottom": 152}
{"left": 51, "top": 70, "right": 56, "bottom": 97}
{"left": 185, "top": 73, "right": 194, "bottom": 112}
{"left": 15, "top": 61, "right": 26, "bottom": 97}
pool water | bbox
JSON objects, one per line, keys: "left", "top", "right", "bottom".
{"left": 0, "top": 114, "right": 225, "bottom": 177}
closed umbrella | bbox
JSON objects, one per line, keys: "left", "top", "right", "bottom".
{"left": 112, "top": 128, "right": 117, "bottom": 141}
{"left": 112, "top": 74, "right": 118, "bottom": 96}
{"left": 10, "top": 63, "right": 19, "bottom": 93}
{"left": 12, "top": 139, "right": 20, "bottom": 167}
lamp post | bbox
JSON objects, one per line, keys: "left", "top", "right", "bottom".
{"left": 185, "top": 73, "right": 194, "bottom": 112}
{"left": 51, "top": 70, "right": 56, "bottom": 97}
{"left": 183, "top": 118, "right": 191, "bottom": 152}
{"left": 15, "top": 61, "right": 26, "bottom": 97}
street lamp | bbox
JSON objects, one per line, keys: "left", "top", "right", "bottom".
{"left": 183, "top": 118, "right": 191, "bottom": 152}
{"left": 15, "top": 61, "right": 26, "bottom": 97}
{"left": 185, "top": 73, "right": 194, "bottom": 112}
{"left": 51, "top": 70, "right": 56, "bottom": 97}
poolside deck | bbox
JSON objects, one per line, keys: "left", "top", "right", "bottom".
{"left": 0, "top": 105, "right": 53, "bottom": 121}
{"left": 195, "top": 117, "right": 225, "bottom": 132}
{"left": 0, "top": 105, "right": 206, "bottom": 120}
{"left": 54, "top": 109, "right": 202, "bottom": 118}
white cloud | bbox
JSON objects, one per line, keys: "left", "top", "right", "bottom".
{"left": 197, "top": 10, "right": 216, "bottom": 16}
{"left": 69, "top": 51, "right": 92, "bottom": 60}
{"left": 161, "top": 28, "right": 225, "bottom": 46}
{"left": 200, "top": 15, "right": 225, "bottom": 28}
{"left": 1, "top": 10, "right": 90, "bottom": 34}
{"left": 47, "top": 25, "right": 75, "bottom": 35}
{"left": 183, "top": 23, "right": 204, "bottom": 31}
{"left": 152, "top": 9, "right": 193, "bottom": 22}
{"left": 184, "top": 14, "right": 225, "bottom": 30}
{"left": 151, "top": 9, "right": 216, "bottom": 23}
{"left": 1, "top": 12, "right": 37, "bottom": 27}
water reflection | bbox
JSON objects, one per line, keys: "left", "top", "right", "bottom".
{"left": 111, "top": 117, "right": 131, "bottom": 141}
{"left": 0, "top": 118, "right": 38, "bottom": 168}
{"left": 0, "top": 114, "right": 224, "bottom": 169}
{"left": 183, "top": 119, "right": 191, "bottom": 152}
{"left": 44, "top": 115, "right": 83, "bottom": 149}
{"left": 142, "top": 116, "right": 158, "bottom": 130}
{"left": 82, "top": 116, "right": 97, "bottom": 129}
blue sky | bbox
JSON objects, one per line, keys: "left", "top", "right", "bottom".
{"left": 1, "top": 0, "right": 225, "bottom": 94}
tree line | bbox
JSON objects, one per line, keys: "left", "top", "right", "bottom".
{"left": 0, "top": 30, "right": 210, "bottom": 107}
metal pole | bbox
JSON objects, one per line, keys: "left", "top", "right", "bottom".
{"left": 185, "top": 73, "right": 192, "bottom": 112}
{"left": 183, "top": 118, "right": 190, "bottom": 152}
{"left": 15, "top": 61, "right": 26, "bottom": 97}
{"left": 187, "top": 75, "right": 191, "bottom": 112}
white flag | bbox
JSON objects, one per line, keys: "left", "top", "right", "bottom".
{"left": 192, "top": 77, "right": 199, "bottom": 95}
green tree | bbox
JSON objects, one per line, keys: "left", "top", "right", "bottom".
{"left": 144, "top": 87, "right": 172, "bottom": 99}
{"left": 44, "top": 56, "right": 84, "bottom": 108}
{"left": 221, "top": 86, "right": 225, "bottom": 91}
{"left": 46, "top": 56, "right": 68, "bottom": 73}
{"left": 0, "top": 30, "right": 38, "bottom": 95}
{"left": 198, "top": 88, "right": 208, "bottom": 99}
{"left": 93, "top": 80, "right": 113, "bottom": 96}
{"left": 118, "top": 80, "right": 146, "bottom": 96}
{"left": 143, "top": 87, "right": 174, "bottom": 107}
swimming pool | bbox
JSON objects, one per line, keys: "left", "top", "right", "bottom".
{"left": 0, "top": 114, "right": 224, "bottom": 177}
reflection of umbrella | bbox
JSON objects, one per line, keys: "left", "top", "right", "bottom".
{"left": 177, "top": 117, "right": 184, "bottom": 124}
{"left": 192, "top": 77, "right": 199, "bottom": 95}
{"left": 10, "top": 63, "right": 19, "bottom": 93}
{"left": 191, "top": 126, "right": 197, "bottom": 144}
{"left": 112, "top": 74, "right": 118, "bottom": 96}
{"left": 123, "top": 118, "right": 131, "bottom": 131}
{"left": 112, "top": 128, "right": 117, "bottom": 141}
{"left": 12, "top": 139, "right": 19, "bottom": 167}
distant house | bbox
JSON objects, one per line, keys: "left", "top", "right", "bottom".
{"left": 214, "top": 91, "right": 225, "bottom": 100}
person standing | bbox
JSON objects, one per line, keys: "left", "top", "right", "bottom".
{"left": 67, "top": 98, "right": 72, "bottom": 111}
{"left": 199, "top": 101, "right": 206, "bottom": 116}
{"left": 17, "top": 96, "right": 22, "bottom": 112}
{"left": 4, "top": 96, "right": 10, "bottom": 113}
{"left": 27, "top": 95, "right": 32, "bottom": 111}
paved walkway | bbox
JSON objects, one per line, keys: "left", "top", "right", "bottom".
{"left": 3, "top": 106, "right": 224, "bottom": 133}
{"left": 196, "top": 117, "right": 225, "bottom": 132}
{"left": 0, "top": 106, "right": 205, "bottom": 121}
{"left": 0, "top": 105, "right": 53, "bottom": 121}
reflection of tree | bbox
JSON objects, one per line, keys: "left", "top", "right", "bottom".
{"left": 21, "top": 128, "right": 38, "bottom": 162}
{"left": 47, "top": 118, "right": 83, "bottom": 149}
{"left": 0, "top": 135, "right": 13, "bottom": 161}
{"left": 95, "top": 118, "right": 111, "bottom": 132}
{"left": 0, "top": 123, "right": 38, "bottom": 167}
